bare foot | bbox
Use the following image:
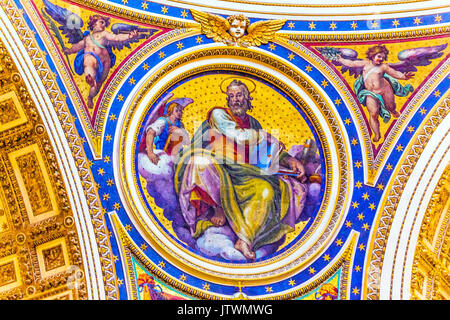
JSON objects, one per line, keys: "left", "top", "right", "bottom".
{"left": 211, "top": 207, "right": 226, "bottom": 227}
{"left": 392, "top": 111, "right": 400, "bottom": 118}
{"left": 372, "top": 134, "right": 380, "bottom": 143}
{"left": 87, "top": 98, "right": 94, "bottom": 109}
{"left": 86, "top": 74, "right": 96, "bottom": 87}
{"left": 234, "top": 239, "right": 256, "bottom": 261}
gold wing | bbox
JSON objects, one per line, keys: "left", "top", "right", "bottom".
{"left": 190, "top": 9, "right": 232, "bottom": 43}
{"left": 240, "top": 19, "right": 286, "bottom": 47}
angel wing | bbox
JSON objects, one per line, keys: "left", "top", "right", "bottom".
{"left": 190, "top": 9, "right": 233, "bottom": 43}
{"left": 42, "top": 0, "right": 84, "bottom": 44}
{"left": 389, "top": 43, "right": 448, "bottom": 73}
{"left": 240, "top": 19, "right": 286, "bottom": 47}
{"left": 138, "top": 93, "right": 174, "bottom": 153}
{"left": 107, "top": 23, "right": 159, "bottom": 51}
{"left": 317, "top": 47, "right": 364, "bottom": 78}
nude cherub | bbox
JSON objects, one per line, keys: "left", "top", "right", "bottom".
{"left": 337, "top": 45, "right": 413, "bottom": 142}
{"left": 64, "top": 15, "right": 139, "bottom": 109}
{"left": 319, "top": 43, "right": 447, "bottom": 143}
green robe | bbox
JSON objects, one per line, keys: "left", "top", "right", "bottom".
{"left": 354, "top": 73, "right": 413, "bottom": 123}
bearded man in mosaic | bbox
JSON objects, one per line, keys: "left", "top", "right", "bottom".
{"left": 174, "top": 79, "right": 311, "bottom": 261}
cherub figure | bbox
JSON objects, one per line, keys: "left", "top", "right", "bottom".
{"left": 319, "top": 44, "right": 447, "bottom": 142}
{"left": 190, "top": 9, "right": 285, "bottom": 47}
{"left": 42, "top": 0, "right": 158, "bottom": 109}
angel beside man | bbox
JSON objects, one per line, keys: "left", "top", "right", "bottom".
{"left": 320, "top": 43, "right": 447, "bottom": 143}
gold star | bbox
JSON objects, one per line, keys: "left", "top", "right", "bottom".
{"left": 334, "top": 98, "right": 342, "bottom": 105}
{"left": 181, "top": 10, "right": 188, "bottom": 18}
{"left": 392, "top": 19, "right": 400, "bottom": 27}
{"left": 358, "top": 243, "right": 365, "bottom": 251}
{"left": 435, "top": 14, "right": 442, "bottom": 23}
{"left": 350, "top": 21, "right": 358, "bottom": 30}
{"left": 351, "top": 138, "right": 358, "bottom": 146}
{"left": 396, "top": 144, "right": 404, "bottom": 152}
{"left": 95, "top": 183, "right": 101, "bottom": 190}
{"left": 323, "top": 254, "right": 331, "bottom": 261}
{"left": 355, "top": 265, "right": 361, "bottom": 272}
{"left": 355, "top": 181, "right": 363, "bottom": 188}
{"left": 158, "top": 261, "right": 166, "bottom": 268}
{"left": 344, "top": 118, "right": 351, "bottom": 125}
{"left": 117, "top": 94, "right": 124, "bottom": 102}
{"left": 335, "top": 239, "right": 343, "bottom": 246}
{"left": 121, "top": 0, "right": 128, "bottom": 4}
{"left": 128, "top": 77, "right": 136, "bottom": 85}
{"left": 268, "top": 43, "right": 276, "bottom": 51}
{"left": 434, "top": 90, "right": 441, "bottom": 97}
{"left": 176, "top": 42, "right": 184, "bottom": 50}
{"left": 305, "top": 65, "right": 313, "bottom": 72}
{"left": 107, "top": 178, "right": 114, "bottom": 186}
{"left": 143, "top": 63, "right": 149, "bottom": 71}
{"left": 370, "top": 20, "right": 379, "bottom": 29}
{"left": 352, "top": 287, "right": 360, "bottom": 295}
{"left": 354, "top": 160, "right": 362, "bottom": 168}
{"left": 114, "top": 202, "right": 121, "bottom": 210}
{"left": 140, "top": 243, "right": 148, "bottom": 251}
{"left": 407, "top": 126, "right": 415, "bottom": 133}
{"left": 377, "top": 183, "right": 384, "bottom": 191}
{"left": 321, "top": 80, "right": 328, "bottom": 88}
{"left": 308, "top": 267, "right": 316, "bottom": 274}
{"left": 109, "top": 114, "right": 117, "bottom": 121}
{"left": 362, "top": 223, "right": 370, "bottom": 231}
{"left": 180, "top": 274, "right": 187, "bottom": 281}
{"left": 158, "top": 51, "right": 165, "bottom": 59}
{"left": 288, "top": 279, "right": 296, "bottom": 286}
{"left": 113, "top": 255, "right": 118, "bottom": 262}
{"left": 288, "top": 21, "right": 295, "bottom": 29}
{"left": 195, "top": 36, "right": 203, "bottom": 44}
{"left": 104, "top": 156, "right": 110, "bottom": 164}
{"left": 329, "top": 22, "right": 337, "bottom": 30}
{"left": 308, "top": 22, "right": 316, "bottom": 30}
{"left": 369, "top": 203, "right": 376, "bottom": 210}
{"left": 352, "top": 201, "right": 359, "bottom": 209}
{"left": 386, "top": 163, "right": 393, "bottom": 171}
{"left": 161, "top": 5, "right": 168, "bottom": 14}
{"left": 125, "top": 224, "right": 132, "bottom": 231}
{"left": 105, "top": 135, "right": 112, "bottom": 142}
{"left": 357, "top": 213, "right": 365, "bottom": 221}
{"left": 265, "top": 286, "right": 273, "bottom": 293}
{"left": 97, "top": 168, "right": 105, "bottom": 176}
{"left": 413, "top": 17, "right": 422, "bottom": 25}
{"left": 419, "top": 107, "right": 427, "bottom": 115}
{"left": 141, "top": 2, "right": 148, "bottom": 10}
{"left": 362, "top": 192, "right": 369, "bottom": 200}
{"left": 79, "top": 137, "right": 86, "bottom": 145}
{"left": 345, "top": 220, "right": 352, "bottom": 228}
{"left": 102, "top": 193, "right": 110, "bottom": 201}
{"left": 288, "top": 52, "right": 295, "bottom": 61}
{"left": 117, "top": 279, "right": 124, "bottom": 286}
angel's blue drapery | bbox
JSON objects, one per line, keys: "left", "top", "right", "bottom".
{"left": 354, "top": 74, "right": 413, "bottom": 123}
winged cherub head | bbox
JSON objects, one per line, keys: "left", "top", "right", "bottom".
{"left": 226, "top": 14, "right": 250, "bottom": 39}
{"left": 366, "top": 45, "right": 389, "bottom": 65}
{"left": 88, "top": 14, "right": 111, "bottom": 32}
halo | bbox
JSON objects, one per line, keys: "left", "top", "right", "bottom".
{"left": 219, "top": 76, "right": 256, "bottom": 94}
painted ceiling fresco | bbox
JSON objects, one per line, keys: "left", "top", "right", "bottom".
{"left": 0, "top": 0, "right": 448, "bottom": 300}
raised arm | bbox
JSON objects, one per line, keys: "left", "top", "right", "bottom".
{"left": 104, "top": 30, "right": 138, "bottom": 43}
{"left": 385, "top": 64, "right": 414, "bottom": 80}
{"left": 336, "top": 56, "right": 367, "bottom": 68}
